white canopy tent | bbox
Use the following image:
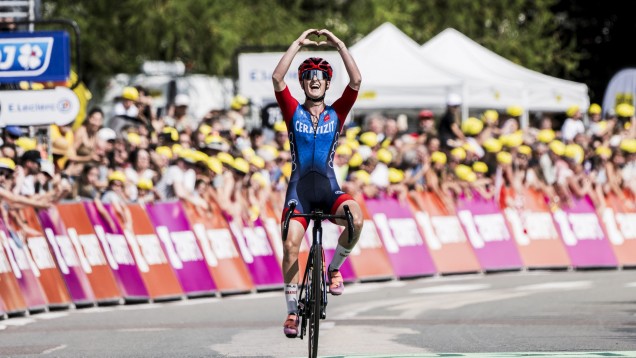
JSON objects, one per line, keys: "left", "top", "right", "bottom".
{"left": 419, "top": 28, "right": 589, "bottom": 125}
{"left": 349, "top": 23, "right": 461, "bottom": 109}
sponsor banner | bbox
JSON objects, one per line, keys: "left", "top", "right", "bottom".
{"left": 346, "top": 194, "right": 394, "bottom": 280}
{"left": 305, "top": 220, "right": 356, "bottom": 282}
{"left": 55, "top": 203, "right": 122, "bottom": 302}
{"left": 83, "top": 202, "right": 149, "bottom": 299}
{"left": 552, "top": 196, "right": 617, "bottom": 268}
{"left": 182, "top": 201, "right": 254, "bottom": 293}
{"left": 0, "top": 221, "right": 28, "bottom": 314}
{"left": 600, "top": 193, "right": 636, "bottom": 266}
{"left": 0, "top": 216, "right": 48, "bottom": 310}
{"left": 126, "top": 204, "right": 183, "bottom": 299}
{"left": 37, "top": 207, "right": 95, "bottom": 304}
{"left": 145, "top": 202, "right": 217, "bottom": 296}
{"left": 457, "top": 193, "right": 523, "bottom": 271}
{"left": 410, "top": 192, "right": 481, "bottom": 274}
{"left": 226, "top": 214, "right": 284, "bottom": 289}
{"left": 364, "top": 195, "right": 437, "bottom": 278}
{"left": 0, "top": 30, "right": 70, "bottom": 82}
{"left": 502, "top": 189, "right": 570, "bottom": 268}
{"left": 18, "top": 207, "right": 71, "bottom": 307}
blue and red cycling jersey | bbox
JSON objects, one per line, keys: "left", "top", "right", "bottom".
{"left": 275, "top": 85, "right": 358, "bottom": 228}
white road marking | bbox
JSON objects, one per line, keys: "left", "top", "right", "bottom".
{"left": 117, "top": 327, "right": 169, "bottom": 332}
{"left": 33, "top": 312, "right": 68, "bottom": 320}
{"left": 515, "top": 281, "right": 592, "bottom": 291}
{"left": 625, "top": 282, "right": 636, "bottom": 288}
{"left": 1, "top": 318, "right": 35, "bottom": 326}
{"left": 410, "top": 283, "right": 491, "bottom": 294}
{"left": 41, "top": 344, "right": 67, "bottom": 355}
{"left": 344, "top": 281, "right": 407, "bottom": 294}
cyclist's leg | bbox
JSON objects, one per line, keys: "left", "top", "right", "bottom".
{"left": 327, "top": 196, "right": 364, "bottom": 295}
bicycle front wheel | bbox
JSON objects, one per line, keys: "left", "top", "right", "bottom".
{"left": 308, "top": 244, "right": 322, "bottom": 358}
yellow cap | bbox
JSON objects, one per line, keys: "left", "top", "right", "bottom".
{"left": 502, "top": 132, "right": 523, "bottom": 148}
{"left": 192, "top": 151, "right": 209, "bottom": 163}
{"left": 359, "top": 132, "right": 378, "bottom": 147}
{"left": 462, "top": 142, "right": 477, "bottom": 154}
{"left": 279, "top": 162, "right": 291, "bottom": 179}
{"left": 230, "top": 95, "right": 249, "bottom": 110}
{"left": 348, "top": 153, "right": 363, "bottom": 167}
{"left": 450, "top": 147, "right": 466, "bottom": 161}
{"left": 566, "top": 105, "right": 580, "bottom": 118}
{"left": 232, "top": 157, "right": 250, "bottom": 174}
{"left": 250, "top": 172, "right": 267, "bottom": 188}
{"left": 335, "top": 145, "right": 352, "bottom": 156}
{"left": 481, "top": 110, "right": 499, "bottom": 124}
{"left": 137, "top": 178, "right": 154, "bottom": 190}
{"left": 345, "top": 138, "right": 360, "bottom": 150}
{"left": 619, "top": 139, "right": 636, "bottom": 154}
{"left": 376, "top": 148, "right": 393, "bottom": 164}
{"left": 482, "top": 138, "right": 503, "bottom": 153}
{"left": 346, "top": 126, "right": 361, "bottom": 140}
{"left": 163, "top": 127, "right": 179, "bottom": 142}
{"left": 472, "top": 161, "right": 488, "bottom": 174}
{"left": 626, "top": 122, "right": 632, "bottom": 130}
{"left": 564, "top": 144, "right": 584, "bottom": 164}
{"left": 205, "top": 134, "right": 226, "bottom": 145}
{"left": 15, "top": 137, "right": 37, "bottom": 151}
{"left": 461, "top": 117, "right": 484, "bottom": 136}
{"left": 497, "top": 151, "right": 513, "bottom": 165}
{"left": 388, "top": 168, "right": 404, "bottom": 184}
{"left": 231, "top": 126, "right": 244, "bottom": 136}
{"left": 616, "top": 103, "right": 635, "bottom": 117}
{"left": 588, "top": 103, "right": 602, "bottom": 115}
{"left": 241, "top": 147, "right": 256, "bottom": 161}
{"left": 506, "top": 105, "right": 523, "bottom": 117}
{"left": 199, "top": 124, "right": 212, "bottom": 136}
{"left": 283, "top": 140, "right": 291, "bottom": 151}
{"left": 121, "top": 86, "right": 139, "bottom": 101}
{"left": 455, "top": 164, "right": 476, "bottom": 182}
{"left": 536, "top": 129, "right": 556, "bottom": 143}
{"left": 518, "top": 145, "right": 532, "bottom": 156}
{"left": 273, "top": 121, "right": 287, "bottom": 133}
{"left": 171, "top": 144, "right": 184, "bottom": 156}
{"left": 352, "top": 170, "right": 371, "bottom": 185}
{"left": 249, "top": 155, "right": 265, "bottom": 169}
{"left": 0, "top": 157, "right": 16, "bottom": 171}
{"left": 595, "top": 146, "right": 612, "bottom": 158}
{"left": 155, "top": 146, "right": 172, "bottom": 158}
{"left": 217, "top": 152, "right": 235, "bottom": 166}
{"left": 108, "top": 170, "right": 127, "bottom": 183}
{"left": 431, "top": 151, "right": 447, "bottom": 164}
{"left": 549, "top": 140, "right": 566, "bottom": 156}
{"left": 127, "top": 132, "right": 141, "bottom": 146}
{"left": 207, "top": 157, "right": 223, "bottom": 174}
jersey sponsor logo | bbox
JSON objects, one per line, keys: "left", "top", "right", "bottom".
{"left": 335, "top": 190, "right": 344, "bottom": 195}
{"left": 324, "top": 114, "right": 330, "bottom": 122}
{"left": 295, "top": 119, "right": 335, "bottom": 135}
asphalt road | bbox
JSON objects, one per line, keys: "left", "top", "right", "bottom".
{"left": 1, "top": 269, "right": 636, "bottom": 358}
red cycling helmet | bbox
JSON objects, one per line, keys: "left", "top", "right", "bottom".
{"left": 298, "top": 57, "right": 333, "bottom": 81}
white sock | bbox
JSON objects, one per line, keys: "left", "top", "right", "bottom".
{"left": 285, "top": 284, "right": 298, "bottom": 314}
{"left": 328, "top": 245, "right": 351, "bottom": 272}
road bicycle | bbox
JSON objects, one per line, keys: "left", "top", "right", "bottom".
{"left": 282, "top": 201, "right": 354, "bottom": 358}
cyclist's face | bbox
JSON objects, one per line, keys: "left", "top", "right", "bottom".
{"left": 301, "top": 71, "right": 330, "bottom": 98}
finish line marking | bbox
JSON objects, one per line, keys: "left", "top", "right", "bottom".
{"left": 317, "top": 352, "right": 636, "bottom": 358}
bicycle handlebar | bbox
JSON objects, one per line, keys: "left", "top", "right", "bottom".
{"left": 282, "top": 201, "right": 355, "bottom": 244}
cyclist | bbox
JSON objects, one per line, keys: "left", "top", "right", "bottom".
{"left": 272, "top": 28, "right": 363, "bottom": 338}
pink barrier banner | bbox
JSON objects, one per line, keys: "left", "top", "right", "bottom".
{"left": 145, "top": 202, "right": 217, "bottom": 296}
{"left": 601, "top": 193, "right": 636, "bottom": 266}
{"left": 364, "top": 195, "right": 437, "bottom": 278}
{"left": 38, "top": 208, "right": 95, "bottom": 304}
{"left": 305, "top": 220, "right": 356, "bottom": 282}
{"left": 226, "top": 216, "right": 284, "bottom": 289}
{"left": 0, "top": 219, "right": 47, "bottom": 311}
{"left": 457, "top": 193, "right": 523, "bottom": 271}
{"left": 552, "top": 196, "right": 618, "bottom": 268}
{"left": 83, "top": 202, "right": 149, "bottom": 299}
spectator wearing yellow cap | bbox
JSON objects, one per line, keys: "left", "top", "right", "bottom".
{"left": 124, "top": 148, "right": 157, "bottom": 202}
{"left": 561, "top": 105, "right": 584, "bottom": 143}
{"left": 135, "top": 178, "right": 158, "bottom": 204}
{"left": 114, "top": 86, "right": 140, "bottom": 118}
{"left": 425, "top": 150, "right": 457, "bottom": 212}
{"left": 502, "top": 105, "right": 523, "bottom": 135}
{"left": 226, "top": 94, "right": 250, "bottom": 130}
{"left": 154, "top": 149, "right": 208, "bottom": 210}
{"left": 0, "top": 157, "right": 51, "bottom": 209}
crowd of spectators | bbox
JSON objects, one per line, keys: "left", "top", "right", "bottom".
{"left": 1, "top": 86, "right": 636, "bottom": 233}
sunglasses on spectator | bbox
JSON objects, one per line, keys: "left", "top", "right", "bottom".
{"left": 301, "top": 70, "right": 330, "bottom": 81}
{"left": 0, "top": 170, "right": 13, "bottom": 178}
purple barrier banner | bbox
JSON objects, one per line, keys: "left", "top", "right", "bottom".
{"left": 0, "top": 220, "right": 47, "bottom": 310}
{"left": 552, "top": 196, "right": 618, "bottom": 267}
{"left": 305, "top": 220, "right": 356, "bottom": 282}
{"left": 83, "top": 202, "right": 149, "bottom": 299}
{"left": 226, "top": 216, "right": 284, "bottom": 289}
{"left": 38, "top": 208, "right": 95, "bottom": 304}
{"left": 365, "top": 196, "right": 437, "bottom": 278}
{"left": 457, "top": 194, "right": 523, "bottom": 271}
{"left": 145, "top": 202, "right": 216, "bottom": 295}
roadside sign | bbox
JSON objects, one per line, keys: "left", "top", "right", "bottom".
{"left": 0, "top": 31, "right": 71, "bottom": 83}
{"left": 0, "top": 87, "right": 80, "bottom": 126}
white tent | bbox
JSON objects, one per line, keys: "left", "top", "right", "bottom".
{"left": 602, "top": 68, "right": 636, "bottom": 116}
{"left": 419, "top": 28, "right": 589, "bottom": 124}
{"left": 350, "top": 23, "right": 461, "bottom": 109}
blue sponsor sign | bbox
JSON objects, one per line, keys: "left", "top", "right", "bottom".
{"left": 0, "top": 30, "right": 70, "bottom": 83}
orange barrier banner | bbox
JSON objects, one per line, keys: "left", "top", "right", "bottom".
{"left": 0, "top": 227, "right": 27, "bottom": 314}
{"left": 502, "top": 189, "right": 571, "bottom": 268}
{"left": 346, "top": 194, "right": 394, "bottom": 281}
{"left": 409, "top": 191, "right": 481, "bottom": 274}
{"left": 0, "top": 214, "right": 48, "bottom": 311}
{"left": 182, "top": 201, "right": 254, "bottom": 294}
{"left": 11, "top": 207, "right": 71, "bottom": 308}
{"left": 601, "top": 193, "right": 636, "bottom": 266}
{"left": 56, "top": 203, "right": 121, "bottom": 303}
{"left": 126, "top": 204, "right": 184, "bottom": 300}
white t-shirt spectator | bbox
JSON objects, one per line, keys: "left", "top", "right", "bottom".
{"left": 561, "top": 118, "right": 585, "bottom": 142}
{"left": 155, "top": 165, "right": 196, "bottom": 200}
{"left": 124, "top": 167, "right": 156, "bottom": 201}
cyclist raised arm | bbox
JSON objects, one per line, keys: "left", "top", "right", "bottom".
{"left": 272, "top": 29, "right": 363, "bottom": 338}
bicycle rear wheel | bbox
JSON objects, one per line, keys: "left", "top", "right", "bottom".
{"left": 308, "top": 244, "right": 322, "bottom": 358}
